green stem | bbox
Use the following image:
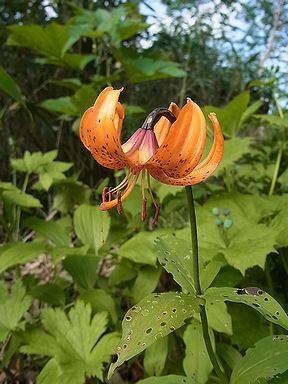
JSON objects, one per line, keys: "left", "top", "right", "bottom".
{"left": 185, "top": 186, "right": 228, "bottom": 384}
{"left": 14, "top": 172, "right": 30, "bottom": 241}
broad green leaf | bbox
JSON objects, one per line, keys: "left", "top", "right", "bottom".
{"left": 240, "top": 100, "right": 263, "bottom": 125}
{"left": 29, "top": 283, "right": 65, "bottom": 306}
{"left": 43, "top": 53, "right": 96, "bottom": 70}
{"left": 176, "top": 193, "right": 278, "bottom": 273}
{"left": 216, "top": 344, "right": 242, "bottom": 370}
{"left": 53, "top": 178, "right": 91, "bottom": 213}
{"left": 200, "top": 255, "right": 226, "bottom": 291}
{"left": 230, "top": 335, "right": 288, "bottom": 384}
{"left": 229, "top": 304, "right": 269, "bottom": 350}
{"left": 50, "top": 245, "right": 89, "bottom": 263}
{"left": 132, "top": 266, "right": 162, "bottom": 302}
{"left": 204, "top": 298, "right": 232, "bottom": 334}
{"left": 63, "top": 256, "right": 98, "bottom": 290}
{"left": 40, "top": 97, "right": 78, "bottom": 116}
{"left": 0, "top": 66, "right": 23, "bottom": 102}
{"left": 74, "top": 204, "right": 110, "bottom": 254}
{"left": 118, "top": 230, "right": 170, "bottom": 266}
{"left": 25, "top": 217, "right": 71, "bottom": 246}
{"left": 2, "top": 189, "right": 42, "bottom": 208}
{"left": 204, "top": 287, "right": 288, "bottom": 331}
{"left": 79, "top": 288, "right": 118, "bottom": 324}
{"left": 21, "top": 301, "right": 117, "bottom": 383}
{"left": 154, "top": 234, "right": 195, "bottom": 293}
{"left": 37, "top": 358, "right": 61, "bottom": 384}
{"left": 137, "top": 376, "right": 194, "bottom": 384}
{"left": 144, "top": 336, "right": 168, "bottom": 376}
{"left": 0, "top": 241, "right": 46, "bottom": 273}
{"left": 39, "top": 173, "right": 53, "bottom": 190}
{"left": 214, "top": 137, "right": 252, "bottom": 176}
{"left": 7, "top": 23, "right": 81, "bottom": 58}
{"left": 183, "top": 319, "right": 214, "bottom": 383}
{"left": 0, "top": 280, "right": 32, "bottom": 342}
{"left": 108, "top": 292, "right": 203, "bottom": 378}
{"left": 204, "top": 91, "right": 250, "bottom": 136}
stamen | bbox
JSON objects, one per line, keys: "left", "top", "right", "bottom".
{"left": 152, "top": 204, "right": 161, "bottom": 225}
{"left": 102, "top": 187, "right": 109, "bottom": 203}
{"left": 141, "top": 170, "right": 147, "bottom": 221}
{"left": 116, "top": 191, "right": 123, "bottom": 215}
{"left": 147, "top": 173, "right": 160, "bottom": 225}
{"left": 141, "top": 197, "right": 147, "bottom": 221}
{"left": 141, "top": 107, "right": 176, "bottom": 131}
{"left": 107, "top": 187, "right": 112, "bottom": 201}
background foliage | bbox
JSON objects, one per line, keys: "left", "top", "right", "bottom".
{"left": 0, "top": 0, "right": 288, "bottom": 383}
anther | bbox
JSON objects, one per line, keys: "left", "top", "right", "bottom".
{"left": 152, "top": 204, "right": 161, "bottom": 225}
{"left": 141, "top": 197, "right": 147, "bottom": 221}
{"left": 102, "top": 187, "right": 109, "bottom": 203}
{"left": 116, "top": 191, "right": 123, "bottom": 215}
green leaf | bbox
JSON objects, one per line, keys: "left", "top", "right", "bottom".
{"left": 154, "top": 234, "right": 195, "bottom": 293}
{"left": 204, "top": 298, "right": 232, "bottom": 334}
{"left": 53, "top": 179, "right": 91, "bottom": 213}
{"left": 7, "top": 23, "right": 81, "bottom": 58}
{"left": 183, "top": 319, "right": 214, "bottom": 383}
{"left": 255, "top": 114, "right": 288, "bottom": 128}
{"left": 132, "top": 266, "right": 162, "bottom": 302}
{"left": 204, "top": 91, "right": 250, "bottom": 137}
{"left": 2, "top": 189, "right": 42, "bottom": 208}
{"left": 119, "top": 230, "right": 170, "bottom": 267}
{"left": 0, "top": 67, "right": 23, "bottom": 102}
{"left": 204, "top": 287, "right": 288, "bottom": 330}
{"left": 0, "top": 241, "right": 46, "bottom": 273}
{"left": 29, "top": 283, "right": 65, "bottom": 306}
{"left": 40, "top": 97, "right": 78, "bottom": 116}
{"left": 25, "top": 217, "right": 71, "bottom": 246}
{"left": 214, "top": 137, "right": 252, "bottom": 176}
{"left": 63, "top": 256, "right": 98, "bottom": 290}
{"left": 240, "top": 100, "right": 263, "bottom": 125}
{"left": 200, "top": 255, "right": 226, "bottom": 291}
{"left": 216, "top": 344, "right": 242, "bottom": 370}
{"left": 137, "top": 376, "right": 194, "bottom": 384}
{"left": 230, "top": 335, "right": 288, "bottom": 384}
{"left": 79, "top": 288, "right": 118, "bottom": 324}
{"left": 0, "top": 280, "right": 32, "bottom": 342}
{"left": 74, "top": 204, "right": 110, "bottom": 254}
{"left": 144, "top": 336, "right": 168, "bottom": 376}
{"left": 108, "top": 292, "right": 203, "bottom": 378}
{"left": 21, "top": 301, "right": 118, "bottom": 383}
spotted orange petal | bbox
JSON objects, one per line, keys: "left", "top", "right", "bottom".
{"left": 154, "top": 102, "right": 180, "bottom": 146}
{"left": 148, "top": 99, "right": 207, "bottom": 178}
{"left": 80, "top": 87, "right": 128, "bottom": 170}
{"left": 147, "top": 113, "right": 224, "bottom": 185}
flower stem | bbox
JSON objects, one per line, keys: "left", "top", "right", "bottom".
{"left": 185, "top": 186, "right": 228, "bottom": 384}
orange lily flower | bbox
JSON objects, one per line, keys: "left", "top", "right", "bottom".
{"left": 80, "top": 86, "right": 224, "bottom": 222}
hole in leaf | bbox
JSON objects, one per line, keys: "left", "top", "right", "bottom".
{"left": 126, "top": 316, "right": 132, "bottom": 321}
{"left": 172, "top": 308, "right": 177, "bottom": 313}
{"left": 111, "top": 354, "right": 118, "bottom": 363}
{"left": 236, "top": 289, "right": 247, "bottom": 295}
{"left": 146, "top": 328, "right": 153, "bottom": 334}
{"left": 123, "top": 344, "right": 127, "bottom": 349}
{"left": 264, "top": 298, "right": 269, "bottom": 301}
{"left": 161, "top": 321, "right": 167, "bottom": 326}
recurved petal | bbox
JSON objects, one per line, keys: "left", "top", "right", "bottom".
{"left": 148, "top": 99, "right": 207, "bottom": 179}
{"left": 154, "top": 102, "right": 180, "bottom": 146}
{"left": 80, "top": 87, "right": 128, "bottom": 170}
{"left": 147, "top": 112, "right": 224, "bottom": 185}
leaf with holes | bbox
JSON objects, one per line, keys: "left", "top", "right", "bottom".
{"left": 230, "top": 335, "right": 288, "bottom": 384}
{"left": 137, "top": 375, "right": 194, "bottom": 384}
{"left": 108, "top": 292, "right": 203, "bottom": 378}
{"left": 204, "top": 287, "right": 288, "bottom": 330}
{"left": 154, "top": 235, "right": 194, "bottom": 293}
